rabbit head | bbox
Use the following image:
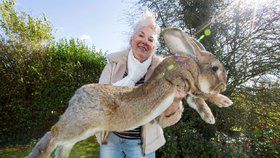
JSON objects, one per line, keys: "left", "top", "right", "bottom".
{"left": 162, "top": 28, "right": 227, "bottom": 95}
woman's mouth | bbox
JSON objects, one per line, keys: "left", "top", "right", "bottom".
{"left": 138, "top": 46, "right": 147, "bottom": 53}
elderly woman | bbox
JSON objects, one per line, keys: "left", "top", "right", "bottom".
{"left": 96, "top": 9, "right": 187, "bottom": 158}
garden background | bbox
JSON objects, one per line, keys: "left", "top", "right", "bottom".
{"left": 0, "top": 0, "right": 279, "bottom": 157}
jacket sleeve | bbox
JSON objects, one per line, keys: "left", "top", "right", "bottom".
{"left": 98, "top": 62, "right": 113, "bottom": 84}
{"left": 156, "top": 101, "right": 184, "bottom": 128}
{"left": 96, "top": 62, "right": 113, "bottom": 144}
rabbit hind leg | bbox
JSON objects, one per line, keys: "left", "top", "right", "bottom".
{"left": 55, "top": 127, "right": 101, "bottom": 158}
{"left": 54, "top": 143, "right": 74, "bottom": 158}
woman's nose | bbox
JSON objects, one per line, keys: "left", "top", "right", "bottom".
{"left": 141, "top": 38, "right": 149, "bottom": 45}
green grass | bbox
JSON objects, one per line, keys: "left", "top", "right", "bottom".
{"left": 0, "top": 145, "right": 31, "bottom": 158}
{"left": 0, "top": 137, "right": 100, "bottom": 158}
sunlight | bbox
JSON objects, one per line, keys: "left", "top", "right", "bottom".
{"left": 238, "top": 0, "right": 275, "bottom": 31}
{"left": 195, "top": 0, "right": 276, "bottom": 35}
{"left": 243, "top": 0, "right": 273, "bottom": 7}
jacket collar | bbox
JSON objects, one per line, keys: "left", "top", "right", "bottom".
{"left": 106, "top": 49, "right": 129, "bottom": 64}
{"left": 106, "top": 49, "right": 163, "bottom": 82}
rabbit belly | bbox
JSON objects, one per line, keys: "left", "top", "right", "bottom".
{"left": 134, "top": 90, "right": 176, "bottom": 128}
{"left": 58, "top": 127, "right": 102, "bottom": 146}
{"left": 105, "top": 91, "right": 176, "bottom": 131}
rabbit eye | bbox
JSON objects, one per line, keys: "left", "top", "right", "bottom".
{"left": 212, "top": 66, "right": 218, "bottom": 72}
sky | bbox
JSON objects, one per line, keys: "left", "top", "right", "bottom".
{"left": 14, "top": 0, "right": 139, "bottom": 53}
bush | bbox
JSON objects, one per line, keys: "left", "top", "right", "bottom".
{"left": 0, "top": 38, "right": 106, "bottom": 147}
{"left": 157, "top": 83, "right": 280, "bottom": 157}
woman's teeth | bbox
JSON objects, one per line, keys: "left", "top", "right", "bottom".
{"left": 139, "top": 47, "right": 147, "bottom": 52}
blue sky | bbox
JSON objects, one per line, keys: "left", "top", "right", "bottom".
{"left": 15, "top": 0, "right": 139, "bottom": 53}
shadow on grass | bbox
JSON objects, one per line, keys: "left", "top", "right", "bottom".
{"left": 0, "top": 136, "right": 100, "bottom": 158}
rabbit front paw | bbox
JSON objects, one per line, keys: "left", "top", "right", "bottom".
{"left": 209, "top": 94, "right": 233, "bottom": 108}
{"left": 198, "top": 110, "right": 215, "bottom": 124}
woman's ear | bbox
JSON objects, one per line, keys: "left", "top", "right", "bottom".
{"left": 129, "top": 36, "right": 133, "bottom": 46}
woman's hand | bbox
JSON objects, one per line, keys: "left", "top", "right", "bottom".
{"left": 164, "top": 81, "right": 189, "bottom": 117}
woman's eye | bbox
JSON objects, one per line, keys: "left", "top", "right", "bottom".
{"left": 139, "top": 34, "right": 144, "bottom": 37}
{"left": 148, "top": 39, "right": 154, "bottom": 43}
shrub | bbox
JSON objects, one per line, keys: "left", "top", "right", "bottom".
{"left": 0, "top": 38, "right": 106, "bottom": 147}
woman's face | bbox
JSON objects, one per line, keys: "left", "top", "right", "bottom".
{"left": 130, "top": 26, "right": 157, "bottom": 62}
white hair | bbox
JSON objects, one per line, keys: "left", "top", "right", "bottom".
{"left": 131, "top": 8, "right": 161, "bottom": 44}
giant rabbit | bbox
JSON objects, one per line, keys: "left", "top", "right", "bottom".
{"left": 28, "top": 28, "right": 233, "bottom": 158}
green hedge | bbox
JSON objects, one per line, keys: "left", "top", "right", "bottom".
{"left": 0, "top": 38, "right": 106, "bottom": 147}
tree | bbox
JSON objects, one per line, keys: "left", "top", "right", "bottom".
{"left": 134, "top": 0, "right": 280, "bottom": 157}
{"left": 137, "top": 0, "right": 280, "bottom": 92}
{"left": 0, "top": 0, "right": 53, "bottom": 50}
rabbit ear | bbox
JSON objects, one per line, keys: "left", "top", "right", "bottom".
{"left": 162, "top": 28, "right": 198, "bottom": 57}
{"left": 191, "top": 37, "right": 213, "bottom": 57}
{"left": 191, "top": 37, "right": 206, "bottom": 51}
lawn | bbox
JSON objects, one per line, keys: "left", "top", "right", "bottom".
{"left": 0, "top": 137, "right": 99, "bottom": 158}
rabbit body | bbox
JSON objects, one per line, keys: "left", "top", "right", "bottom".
{"left": 28, "top": 62, "right": 178, "bottom": 158}
{"left": 28, "top": 28, "right": 233, "bottom": 158}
